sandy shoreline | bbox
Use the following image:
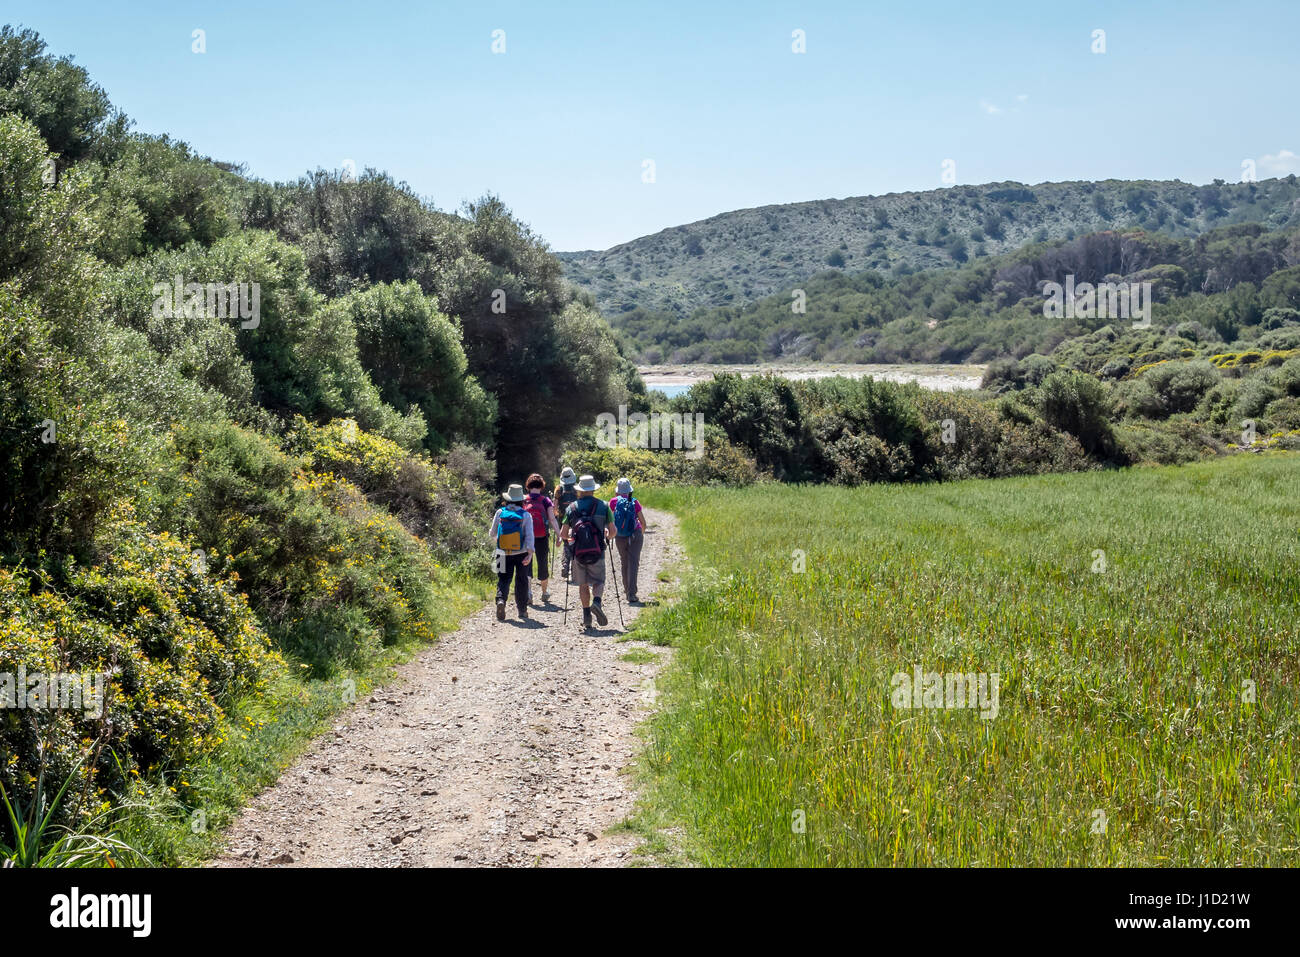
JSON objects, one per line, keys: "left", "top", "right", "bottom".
{"left": 638, "top": 362, "right": 986, "bottom": 393}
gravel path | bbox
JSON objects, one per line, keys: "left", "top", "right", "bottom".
{"left": 212, "top": 509, "right": 679, "bottom": 868}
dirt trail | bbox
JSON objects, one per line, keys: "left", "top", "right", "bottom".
{"left": 212, "top": 509, "right": 678, "bottom": 868}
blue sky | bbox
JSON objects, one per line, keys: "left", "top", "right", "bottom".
{"left": 7, "top": 0, "right": 1299, "bottom": 250}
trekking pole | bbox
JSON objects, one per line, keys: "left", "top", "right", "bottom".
{"left": 610, "top": 552, "right": 626, "bottom": 630}
{"left": 563, "top": 557, "right": 571, "bottom": 625}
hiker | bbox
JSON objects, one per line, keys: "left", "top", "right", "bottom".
{"left": 489, "top": 483, "right": 535, "bottom": 621}
{"left": 560, "top": 474, "right": 615, "bottom": 630}
{"left": 553, "top": 466, "right": 579, "bottom": 578}
{"left": 609, "top": 477, "right": 648, "bottom": 603}
{"left": 523, "top": 473, "right": 561, "bottom": 605}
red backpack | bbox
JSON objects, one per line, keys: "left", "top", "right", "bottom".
{"left": 523, "top": 493, "right": 550, "bottom": 537}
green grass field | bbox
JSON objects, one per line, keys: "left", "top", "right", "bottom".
{"left": 633, "top": 454, "right": 1300, "bottom": 866}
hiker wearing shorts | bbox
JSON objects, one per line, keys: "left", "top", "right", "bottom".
{"left": 554, "top": 466, "right": 579, "bottom": 578}
{"left": 523, "top": 473, "right": 561, "bottom": 605}
{"left": 489, "top": 483, "right": 535, "bottom": 621}
{"left": 609, "top": 477, "right": 648, "bottom": 604}
{"left": 560, "top": 474, "right": 614, "bottom": 630}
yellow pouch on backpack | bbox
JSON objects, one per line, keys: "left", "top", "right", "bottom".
{"left": 498, "top": 505, "right": 524, "bottom": 552}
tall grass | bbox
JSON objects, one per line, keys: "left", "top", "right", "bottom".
{"left": 634, "top": 454, "right": 1300, "bottom": 865}
{"left": 1, "top": 747, "right": 148, "bottom": 867}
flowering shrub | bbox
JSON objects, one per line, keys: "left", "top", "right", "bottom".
{"left": 0, "top": 521, "right": 280, "bottom": 836}
{"left": 164, "top": 420, "right": 449, "bottom": 675}
{"left": 286, "top": 417, "right": 494, "bottom": 567}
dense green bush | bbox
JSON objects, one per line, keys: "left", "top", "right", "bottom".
{"left": 0, "top": 294, "right": 164, "bottom": 563}
{"left": 109, "top": 231, "right": 428, "bottom": 448}
{"left": 800, "top": 377, "right": 932, "bottom": 484}
{"left": 0, "top": 113, "right": 105, "bottom": 331}
{"left": 0, "top": 26, "right": 122, "bottom": 164}
{"left": 326, "top": 281, "right": 494, "bottom": 450}
{"left": 1112, "top": 377, "right": 1165, "bottom": 419}
{"left": 558, "top": 423, "right": 763, "bottom": 488}
{"left": 1229, "top": 377, "right": 1281, "bottom": 421}
{"left": 1138, "top": 359, "right": 1220, "bottom": 416}
{"left": 1034, "top": 370, "right": 1124, "bottom": 461}
{"left": 86, "top": 134, "right": 241, "bottom": 262}
{"left": 162, "top": 421, "right": 447, "bottom": 675}
{"left": 564, "top": 371, "right": 1104, "bottom": 489}
{"left": 1114, "top": 418, "right": 1225, "bottom": 464}
{"left": 1273, "top": 356, "right": 1300, "bottom": 397}
{"left": 679, "top": 374, "right": 812, "bottom": 479}
{"left": 917, "top": 390, "right": 1092, "bottom": 479}
{"left": 246, "top": 172, "right": 635, "bottom": 475}
{"left": 980, "top": 353, "right": 1056, "bottom": 393}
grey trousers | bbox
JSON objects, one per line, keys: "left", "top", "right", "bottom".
{"left": 614, "top": 530, "right": 643, "bottom": 598}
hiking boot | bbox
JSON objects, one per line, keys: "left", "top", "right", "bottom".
{"left": 541, "top": 589, "right": 550, "bottom": 603}
{"left": 519, "top": 604, "right": 528, "bottom": 619}
{"left": 582, "top": 608, "right": 593, "bottom": 629}
{"left": 591, "top": 598, "right": 608, "bottom": 626}
{"left": 496, "top": 600, "right": 506, "bottom": 621}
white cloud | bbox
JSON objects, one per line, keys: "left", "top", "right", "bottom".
{"left": 981, "top": 95, "right": 1029, "bottom": 116}
{"left": 1258, "top": 150, "right": 1300, "bottom": 177}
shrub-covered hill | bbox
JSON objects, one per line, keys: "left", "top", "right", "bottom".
{"left": 610, "top": 223, "right": 1300, "bottom": 367}
{"left": 559, "top": 177, "right": 1300, "bottom": 320}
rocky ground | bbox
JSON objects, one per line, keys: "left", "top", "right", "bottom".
{"left": 212, "top": 509, "right": 680, "bottom": 868}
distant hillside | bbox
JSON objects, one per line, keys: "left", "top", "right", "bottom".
{"left": 559, "top": 178, "right": 1300, "bottom": 318}
{"left": 609, "top": 223, "right": 1300, "bottom": 366}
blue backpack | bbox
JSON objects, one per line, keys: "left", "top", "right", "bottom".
{"left": 497, "top": 506, "right": 526, "bottom": 551}
{"left": 613, "top": 496, "right": 639, "bottom": 537}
